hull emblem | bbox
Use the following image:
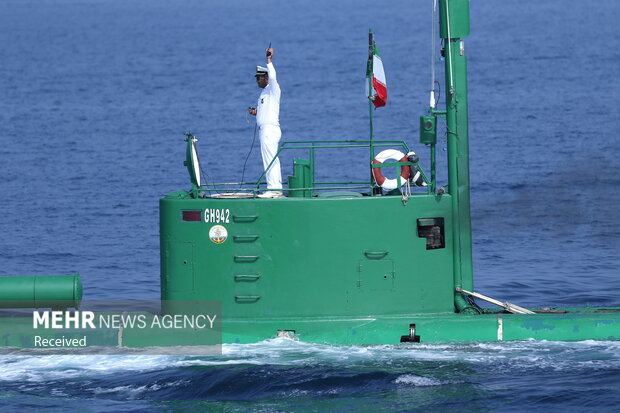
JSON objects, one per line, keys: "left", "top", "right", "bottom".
{"left": 209, "top": 225, "right": 228, "bottom": 244}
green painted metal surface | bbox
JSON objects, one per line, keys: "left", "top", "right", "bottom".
{"left": 287, "top": 159, "right": 313, "bottom": 197}
{"left": 0, "top": 274, "right": 82, "bottom": 309}
{"left": 161, "top": 194, "right": 455, "bottom": 319}
{"left": 419, "top": 115, "right": 437, "bottom": 145}
{"left": 438, "top": 0, "right": 474, "bottom": 301}
{"left": 439, "top": 0, "right": 470, "bottom": 39}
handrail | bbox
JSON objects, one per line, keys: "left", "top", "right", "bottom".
{"left": 198, "top": 139, "right": 430, "bottom": 195}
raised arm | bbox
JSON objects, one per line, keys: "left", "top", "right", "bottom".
{"left": 266, "top": 48, "right": 279, "bottom": 93}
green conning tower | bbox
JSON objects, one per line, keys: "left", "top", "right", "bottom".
{"left": 158, "top": 0, "right": 620, "bottom": 344}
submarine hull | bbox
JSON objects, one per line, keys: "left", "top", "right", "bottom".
{"left": 157, "top": 193, "right": 620, "bottom": 345}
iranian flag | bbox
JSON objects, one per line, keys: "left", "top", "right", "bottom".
{"left": 366, "top": 32, "right": 387, "bottom": 108}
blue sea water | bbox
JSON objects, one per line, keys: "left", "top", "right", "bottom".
{"left": 1, "top": 0, "right": 620, "bottom": 411}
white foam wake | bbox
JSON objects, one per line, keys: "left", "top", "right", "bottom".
{"left": 1, "top": 338, "right": 619, "bottom": 383}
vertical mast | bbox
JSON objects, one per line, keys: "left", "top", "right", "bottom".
{"left": 367, "top": 30, "right": 375, "bottom": 192}
{"left": 437, "top": 0, "right": 474, "bottom": 295}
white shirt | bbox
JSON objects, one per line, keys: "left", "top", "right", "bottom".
{"left": 256, "top": 62, "right": 281, "bottom": 127}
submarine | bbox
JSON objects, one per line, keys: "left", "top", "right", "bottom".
{"left": 1, "top": 0, "right": 619, "bottom": 350}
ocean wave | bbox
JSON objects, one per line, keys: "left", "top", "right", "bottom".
{"left": 2, "top": 337, "right": 619, "bottom": 386}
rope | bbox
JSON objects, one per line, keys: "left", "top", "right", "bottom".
{"left": 401, "top": 179, "right": 411, "bottom": 205}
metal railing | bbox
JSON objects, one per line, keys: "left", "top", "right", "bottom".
{"left": 199, "top": 139, "right": 430, "bottom": 197}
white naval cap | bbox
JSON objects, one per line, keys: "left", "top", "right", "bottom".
{"left": 255, "top": 65, "right": 268, "bottom": 76}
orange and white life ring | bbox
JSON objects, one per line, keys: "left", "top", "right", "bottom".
{"left": 372, "top": 149, "right": 411, "bottom": 190}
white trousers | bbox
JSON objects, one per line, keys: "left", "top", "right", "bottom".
{"left": 258, "top": 124, "right": 282, "bottom": 190}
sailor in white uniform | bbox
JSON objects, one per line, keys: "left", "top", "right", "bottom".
{"left": 248, "top": 47, "right": 282, "bottom": 198}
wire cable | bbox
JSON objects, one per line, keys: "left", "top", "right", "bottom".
{"left": 445, "top": 0, "right": 455, "bottom": 91}
{"left": 239, "top": 124, "right": 258, "bottom": 188}
{"left": 430, "top": 0, "right": 437, "bottom": 108}
{"left": 189, "top": 134, "right": 216, "bottom": 194}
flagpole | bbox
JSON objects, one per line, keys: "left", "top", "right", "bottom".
{"left": 368, "top": 29, "right": 375, "bottom": 194}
